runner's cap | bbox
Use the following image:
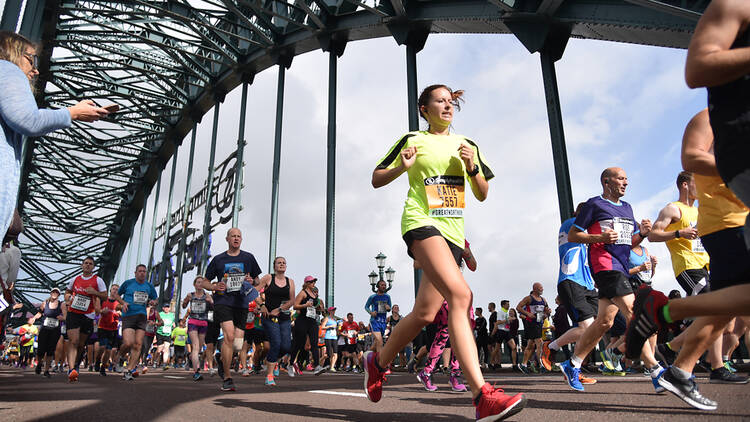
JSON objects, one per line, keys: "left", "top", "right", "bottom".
{"left": 304, "top": 275, "right": 317, "bottom": 283}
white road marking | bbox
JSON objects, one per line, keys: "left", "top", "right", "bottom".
{"left": 164, "top": 376, "right": 185, "bottom": 379}
{"left": 309, "top": 390, "right": 367, "bottom": 398}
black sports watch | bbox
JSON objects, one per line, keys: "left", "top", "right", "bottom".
{"left": 466, "top": 164, "right": 479, "bottom": 177}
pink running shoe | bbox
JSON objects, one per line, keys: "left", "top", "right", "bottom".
{"left": 474, "top": 382, "right": 526, "bottom": 421}
{"left": 417, "top": 370, "right": 438, "bottom": 391}
{"left": 363, "top": 351, "right": 386, "bottom": 402}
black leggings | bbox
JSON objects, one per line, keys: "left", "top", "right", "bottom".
{"left": 292, "top": 318, "right": 319, "bottom": 367}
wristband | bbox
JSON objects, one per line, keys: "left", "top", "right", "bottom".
{"left": 466, "top": 164, "right": 479, "bottom": 177}
{"left": 674, "top": 230, "right": 680, "bottom": 239}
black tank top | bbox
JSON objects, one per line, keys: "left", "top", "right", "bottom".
{"left": 389, "top": 314, "right": 401, "bottom": 327}
{"left": 297, "top": 289, "right": 318, "bottom": 322}
{"left": 41, "top": 300, "right": 62, "bottom": 330}
{"left": 189, "top": 293, "right": 209, "bottom": 321}
{"left": 266, "top": 276, "right": 290, "bottom": 313}
{"left": 707, "top": 29, "right": 750, "bottom": 182}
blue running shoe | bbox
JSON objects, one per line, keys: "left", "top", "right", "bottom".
{"left": 560, "top": 360, "right": 584, "bottom": 392}
{"left": 273, "top": 367, "right": 279, "bottom": 377}
{"left": 652, "top": 368, "right": 666, "bottom": 393}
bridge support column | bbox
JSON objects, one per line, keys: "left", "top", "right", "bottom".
{"left": 199, "top": 99, "right": 223, "bottom": 272}
{"left": 507, "top": 19, "right": 574, "bottom": 221}
{"left": 159, "top": 148, "right": 179, "bottom": 305}
{"left": 173, "top": 126, "right": 198, "bottom": 320}
{"left": 389, "top": 21, "right": 430, "bottom": 296}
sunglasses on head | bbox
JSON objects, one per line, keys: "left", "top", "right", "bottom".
{"left": 23, "top": 53, "right": 38, "bottom": 69}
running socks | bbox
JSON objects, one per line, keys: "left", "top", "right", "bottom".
{"left": 671, "top": 365, "right": 692, "bottom": 380}
{"left": 571, "top": 355, "right": 583, "bottom": 369}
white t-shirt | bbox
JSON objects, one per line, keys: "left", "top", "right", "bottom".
{"left": 497, "top": 308, "right": 510, "bottom": 331}
{"left": 66, "top": 274, "right": 107, "bottom": 319}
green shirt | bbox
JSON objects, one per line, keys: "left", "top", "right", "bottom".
{"left": 157, "top": 312, "right": 175, "bottom": 337}
{"left": 376, "top": 131, "right": 493, "bottom": 248}
{"left": 171, "top": 326, "right": 188, "bottom": 346}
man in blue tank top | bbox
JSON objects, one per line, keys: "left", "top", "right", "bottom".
{"left": 364, "top": 280, "right": 391, "bottom": 351}
{"left": 541, "top": 204, "right": 599, "bottom": 375}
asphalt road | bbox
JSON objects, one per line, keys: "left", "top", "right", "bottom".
{"left": 1, "top": 366, "right": 748, "bottom": 421}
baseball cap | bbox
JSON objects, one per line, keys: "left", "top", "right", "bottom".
{"left": 304, "top": 275, "right": 317, "bottom": 283}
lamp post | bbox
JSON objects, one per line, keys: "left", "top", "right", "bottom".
{"left": 368, "top": 252, "right": 395, "bottom": 293}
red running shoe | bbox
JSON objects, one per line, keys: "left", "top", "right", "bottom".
{"left": 68, "top": 369, "right": 78, "bottom": 383}
{"left": 363, "top": 351, "right": 385, "bottom": 402}
{"left": 540, "top": 341, "right": 553, "bottom": 371}
{"left": 474, "top": 383, "right": 526, "bottom": 421}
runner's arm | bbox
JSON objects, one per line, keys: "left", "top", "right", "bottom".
{"left": 648, "top": 204, "right": 681, "bottom": 242}
{"left": 681, "top": 109, "right": 719, "bottom": 176}
{"left": 516, "top": 297, "right": 533, "bottom": 319}
{"left": 568, "top": 225, "right": 614, "bottom": 244}
{"left": 686, "top": 0, "right": 750, "bottom": 88}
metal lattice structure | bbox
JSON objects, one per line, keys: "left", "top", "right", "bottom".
{"left": 1, "top": 0, "right": 708, "bottom": 307}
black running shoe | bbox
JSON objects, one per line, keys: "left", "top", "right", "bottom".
{"left": 709, "top": 367, "right": 749, "bottom": 384}
{"left": 658, "top": 366, "right": 717, "bottom": 411}
{"left": 35, "top": 364, "right": 42, "bottom": 375}
{"left": 221, "top": 377, "right": 236, "bottom": 391}
{"left": 625, "top": 286, "right": 668, "bottom": 360}
{"left": 656, "top": 343, "right": 677, "bottom": 366}
{"left": 43, "top": 370, "right": 51, "bottom": 378}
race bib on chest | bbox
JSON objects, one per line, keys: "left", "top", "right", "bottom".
{"left": 612, "top": 217, "right": 634, "bottom": 245}
{"left": 177, "top": 335, "right": 186, "bottom": 343}
{"left": 163, "top": 325, "right": 172, "bottom": 335}
{"left": 146, "top": 322, "right": 156, "bottom": 334}
{"left": 424, "top": 175, "right": 465, "bottom": 218}
{"left": 692, "top": 238, "right": 706, "bottom": 253}
{"left": 246, "top": 312, "right": 254, "bottom": 323}
{"left": 191, "top": 300, "right": 206, "bottom": 314}
{"left": 70, "top": 294, "right": 91, "bottom": 312}
{"left": 377, "top": 301, "right": 386, "bottom": 313}
{"left": 306, "top": 306, "right": 316, "bottom": 319}
{"left": 43, "top": 317, "right": 59, "bottom": 328}
{"left": 226, "top": 273, "right": 244, "bottom": 293}
{"left": 133, "top": 291, "right": 148, "bottom": 305}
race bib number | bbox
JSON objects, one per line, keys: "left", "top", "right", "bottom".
{"left": 70, "top": 294, "right": 91, "bottom": 312}
{"left": 226, "top": 273, "right": 244, "bottom": 293}
{"left": 535, "top": 312, "right": 544, "bottom": 323}
{"left": 191, "top": 300, "right": 206, "bottom": 314}
{"left": 43, "top": 317, "right": 59, "bottom": 328}
{"left": 207, "top": 311, "right": 214, "bottom": 322}
{"left": 163, "top": 325, "right": 172, "bottom": 335}
{"left": 612, "top": 217, "right": 634, "bottom": 245}
{"left": 133, "top": 291, "right": 148, "bottom": 305}
{"left": 638, "top": 269, "right": 652, "bottom": 282}
{"left": 176, "top": 335, "right": 186, "bottom": 343}
{"left": 377, "top": 301, "right": 386, "bottom": 314}
{"left": 247, "top": 312, "right": 254, "bottom": 323}
{"left": 146, "top": 322, "right": 156, "bottom": 334}
{"left": 424, "top": 175, "right": 465, "bottom": 218}
{"left": 692, "top": 238, "right": 706, "bottom": 253}
{"left": 61, "top": 324, "right": 67, "bottom": 335}
{"left": 306, "top": 306, "right": 316, "bottom": 318}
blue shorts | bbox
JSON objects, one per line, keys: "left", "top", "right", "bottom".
{"left": 371, "top": 320, "right": 387, "bottom": 336}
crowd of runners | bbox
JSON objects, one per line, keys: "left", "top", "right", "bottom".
{"left": 1, "top": 1, "right": 750, "bottom": 420}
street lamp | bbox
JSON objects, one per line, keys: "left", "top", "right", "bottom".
{"left": 368, "top": 252, "right": 395, "bottom": 293}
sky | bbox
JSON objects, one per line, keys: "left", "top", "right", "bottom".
{"left": 112, "top": 33, "right": 707, "bottom": 323}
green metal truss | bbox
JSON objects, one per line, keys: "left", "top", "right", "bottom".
{"left": 11, "top": 0, "right": 706, "bottom": 308}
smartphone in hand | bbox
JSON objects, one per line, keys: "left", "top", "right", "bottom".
{"left": 103, "top": 104, "right": 120, "bottom": 113}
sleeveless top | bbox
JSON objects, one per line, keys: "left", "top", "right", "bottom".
{"left": 695, "top": 173, "right": 749, "bottom": 237}
{"left": 41, "top": 300, "right": 62, "bottom": 330}
{"left": 266, "top": 276, "right": 290, "bottom": 318}
{"left": 389, "top": 314, "right": 401, "bottom": 328}
{"left": 189, "top": 293, "right": 209, "bottom": 321}
{"left": 324, "top": 317, "right": 338, "bottom": 340}
{"left": 628, "top": 246, "right": 652, "bottom": 283}
{"left": 297, "top": 289, "right": 318, "bottom": 322}
{"left": 524, "top": 295, "right": 546, "bottom": 324}
{"left": 664, "top": 201, "right": 709, "bottom": 275}
{"left": 708, "top": 29, "right": 750, "bottom": 183}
